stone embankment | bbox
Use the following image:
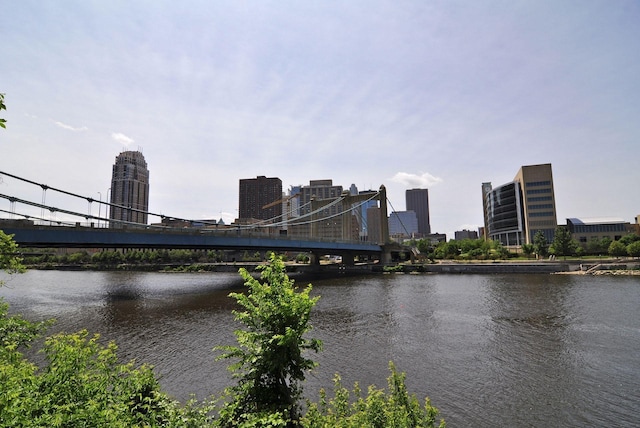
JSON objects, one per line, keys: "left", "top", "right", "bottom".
{"left": 422, "top": 262, "right": 570, "bottom": 274}
{"left": 556, "top": 261, "right": 640, "bottom": 276}
{"left": 579, "top": 262, "right": 640, "bottom": 276}
{"left": 384, "top": 260, "right": 640, "bottom": 275}
{"left": 376, "top": 261, "right": 573, "bottom": 274}
{"left": 589, "top": 270, "right": 640, "bottom": 276}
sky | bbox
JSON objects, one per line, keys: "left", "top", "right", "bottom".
{"left": 1, "top": 0, "right": 639, "bottom": 239}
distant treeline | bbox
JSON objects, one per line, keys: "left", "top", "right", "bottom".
{"left": 20, "top": 248, "right": 311, "bottom": 270}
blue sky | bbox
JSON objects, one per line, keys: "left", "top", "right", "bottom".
{"left": 1, "top": 0, "right": 639, "bottom": 238}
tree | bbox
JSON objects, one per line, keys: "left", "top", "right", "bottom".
{"left": 608, "top": 240, "right": 627, "bottom": 257}
{"left": 0, "top": 230, "right": 25, "bottom": 276}
{"left": 216, "top": 253, "right": 322, "bottom": 426}
{"left": 0, "top": 93, "right": 6, "bottom": 128}
{"left": 551, "top": 226, "right": 576, "bottom": 259}
{"left": 620, "top": 234, "right": 640, "bottom": 246}
{"left": 434, "top": 240, "right": 460, "bottom": 259}
{"left": 627, "top": 241, "right": 640, "bottom": 258}
{"left": 533, "top": 230, "right": 549, "bottom": 259}
{"left": 521, "top": 243, "right": 535, "bottom": 258}
{"left": 586, "top": 237, "right": 611, "bottom": 256}
{"left": 489, "top": 240, "right": 510, "bottom": 259}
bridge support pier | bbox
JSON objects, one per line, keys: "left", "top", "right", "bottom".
{"left": 341, "top": 254, "right": 355, "bottom": 266}
{"left": 309, "top": 252, "right": 321, "bottom": 266}
{"left": 381, "top": 249, "right": 392, "bottom": 265}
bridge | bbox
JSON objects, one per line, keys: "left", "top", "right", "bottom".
{"left": 0, "top": 222, "right": 385, "bottom": 265}
{"left": 0, "top": 170, "right": 407, "bottom": 265}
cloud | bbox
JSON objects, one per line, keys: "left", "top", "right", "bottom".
{"left": 53, "top": 120, "right": 88, "bottom": 132}
{"left": 111, "top": 132, "right": 135, "bottom": 146}
{"left": 390, "top": 171, "right": 443, "bottom": 188}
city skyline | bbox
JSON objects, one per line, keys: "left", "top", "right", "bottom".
{"left": 2, "top": 1, "right": 639, "bottom": 239}
{"left": 0, "top": 156, "right": 636, "bottom": 241}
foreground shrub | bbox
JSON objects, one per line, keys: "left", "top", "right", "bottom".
{"left": 302, "top": 362, "right": 445, "bottom": 428}
{"left": 215, "top": 253, "right": 322, "bottom": 427}
{"left": 0, "top": 322, "right": 213, "bottom": 427}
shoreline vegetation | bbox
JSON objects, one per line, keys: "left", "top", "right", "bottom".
{"left": 17, "top": 256, "right": 640, "bottom": 276}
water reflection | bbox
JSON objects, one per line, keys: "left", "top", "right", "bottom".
{"left": 98, "top": 271, "right": 243, "bottom": 323}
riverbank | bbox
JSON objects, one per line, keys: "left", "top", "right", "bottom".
{"left": 22, "top": 259, "right": 640, "bottom": 276}
{"left": 380, "top": 259, "right": 640, "bottom": 275}
{"left": 555, "top": 262, "right": 640, "bottom": 276}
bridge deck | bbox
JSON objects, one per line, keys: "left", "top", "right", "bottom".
{"left": 2, "top": 225, "right": 383, "bottom": 255}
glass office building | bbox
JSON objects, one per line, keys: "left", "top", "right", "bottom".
{"left": 483, "top": 163, "right": 557, "bottom": 245}
{"left": 483, "top": 182, "right": 525, "bottom": 246}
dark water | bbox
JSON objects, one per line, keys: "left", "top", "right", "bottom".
{"left": 1, "top": 270, "right": 639, "bottom": 427}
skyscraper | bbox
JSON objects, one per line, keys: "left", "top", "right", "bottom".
{"left": 406, "top": 188, "right": 431, "bottom": 236}
{"left": 238, "top": 176, "right": 283, "bottom": 221}
{"left": 514, "top": 163, "right": 557, "bottom": 243}
{"left": 482, "top": 163, "right": 557, "bottom": 245}
{"left": 388, "top": 210, "right": 419, "bottom": 240}
{"left": 109, "top": 150, "right": 149, "bottom": 227}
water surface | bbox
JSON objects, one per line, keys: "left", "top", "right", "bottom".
{"left": 2, "top": 270, "right": 639, "bottom": 427}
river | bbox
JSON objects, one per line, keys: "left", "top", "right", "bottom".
{"left": 1, "top": 270, "right": 639, "bottom": 427}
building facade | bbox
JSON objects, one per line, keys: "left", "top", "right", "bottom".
{"left": 290, "top": 180, "right": 344, "bottom": 240}
{"left": 109, "top": 150, "right": 149, "bottom": 227}
{"left": 455, "top": 229, "right": 479, "bottom": 240}
{"left": 406, "top": 188, "right": 431, "bottom": 236}
{"left": 482, "top": 181, "right": 524, "bottom": 245}
{"left": 566, "top": 217, "right": 630, "bottom": 245}
{"left": 238, "top": 176, "right": 283, "bottom": 222}
{"left": 514, "top": 163, "right": 558, "bottom": 243}
{"left": 388, "top": 211, "right": 419, "bottom": 240}
{"left": 483, "top": 163, "right": 557, "bottom": 245}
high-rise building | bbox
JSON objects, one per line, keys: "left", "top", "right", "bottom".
{"left": 406, "top": 188, "right": 431, "bottom": 236}
{"left": 482, "top": 163, "right": 557, "bottom": 245}
{"left": 238, "top": 176, "right": 283, "bottom": 221}
{"left": 109, "top": 150, "right": 149, "bottom": 227}
{"left": 298, "top": 180, "right": 343, "bottom": 213}
{"left": 514, "top": 163, "right": 558, "bottom": 243}
{"left": 455, "top": 229, "right": 479, "bottom": 240}
{"left": 388, "top": 210, "right": 419, "bottom": 240}
{"left": 289, "top": 180, "right": 344, "bottom": 239}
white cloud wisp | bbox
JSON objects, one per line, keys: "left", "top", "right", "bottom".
{"left": 54, "top": 120, "right": 88, "bottom": 132}
{"left": 390, "top": 171, "right": 443, "bottom": 189}
{"left": 111, "top": 132, "right": 135, "bottom": 147}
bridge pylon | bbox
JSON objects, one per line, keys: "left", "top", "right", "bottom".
{"left": 378, "top": 185, "right": 393, "bottom": 265}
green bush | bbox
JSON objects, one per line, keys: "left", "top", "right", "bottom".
{"left": 0, "top": 230, "right": 24, "bottom": 275}
{"left": 609, "top": 240, "right": 627, "bottom": 257}
{"left": 0, "top": 308, "right": 213, "bottom": 427}
{"left": 215, "top": 253, "right": 322, "bottom": 426}
{"left": 301, "top": 362, "right": 445, "bottom": 428}
{"left": 627, "top": 241, "right": 640, "bottom": 258}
